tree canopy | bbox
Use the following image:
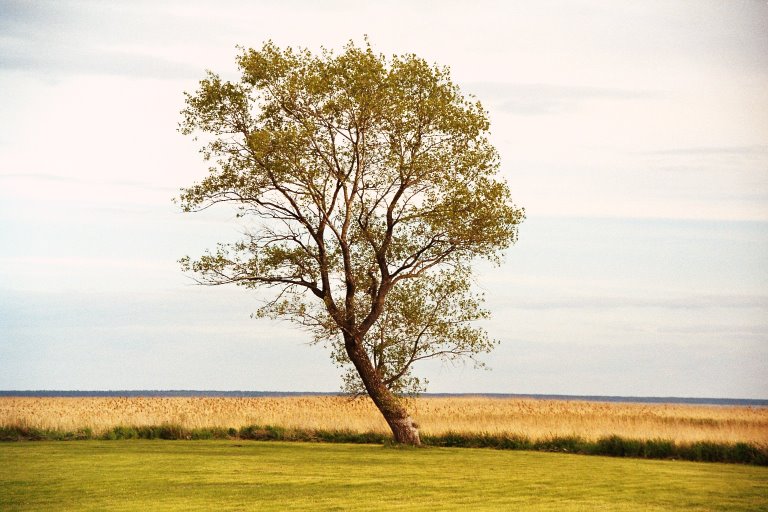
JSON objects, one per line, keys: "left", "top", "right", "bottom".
{"left": 178, "top": 40, "right": 524, "bottom": 444}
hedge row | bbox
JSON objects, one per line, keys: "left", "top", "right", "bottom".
{"left": 2, "top": 425, "right": 765, "bottom": 466}
{"left": 421, "top": 432, "right": 768, "bottom": 465}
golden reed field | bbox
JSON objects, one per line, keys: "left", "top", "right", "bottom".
{"left": 2, "top": 396, "right": 766, "bottom": 445}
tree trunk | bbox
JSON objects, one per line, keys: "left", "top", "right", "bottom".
{"left": 345, "top": 336, "right": 421, "bottom": 445}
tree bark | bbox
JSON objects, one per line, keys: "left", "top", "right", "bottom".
{"left": 345, "top": 335, "right": 421, "bottom": 445}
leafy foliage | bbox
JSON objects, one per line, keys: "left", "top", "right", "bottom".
{"left": 334, "top": 268, "right": 496, "bottom": 395}
{"left": 178, "top": 40, "right": 524, "bottom": 399}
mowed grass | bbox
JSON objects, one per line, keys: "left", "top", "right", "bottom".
{"left": 1, "top": 441, "right": 766, "bottom": 511}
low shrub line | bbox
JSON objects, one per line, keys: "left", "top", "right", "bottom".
{"left": 0, "top": 424, "right": 387, "bottom": 444}
{"left": 2, "top": 425, "right": 765, "bottom": 465}
{"left": 421, "top": 432, "right": 768, "bottom": 465}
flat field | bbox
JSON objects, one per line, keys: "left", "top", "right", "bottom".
{"left": 1, "top": 441, "right": 767, "bottom": 511}
{"left": 2, "top": 396, "right": 766, "bottom": 445}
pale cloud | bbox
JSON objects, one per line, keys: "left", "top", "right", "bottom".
{"left": 640, "top": 145, "right": 768, "bottom": 157}
{"left": 493, "top": 294, "right": 768, "bottom": 311}
{"left": 0, "top": 47, "right": 202, "bottom": 80}
{"left": 469, "top": 82, "right": 666, "bottom": 116}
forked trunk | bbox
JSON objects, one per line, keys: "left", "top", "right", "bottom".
{"left": 345, "top": 336, "right": 421, "bottom": 446}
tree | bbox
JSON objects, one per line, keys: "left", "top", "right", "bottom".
{"left": 177, "top": 41, "right": 524, "bottom": 445}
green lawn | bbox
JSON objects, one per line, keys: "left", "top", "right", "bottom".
{"left": 1, "top": 441, "right": 766, "bottom": 511}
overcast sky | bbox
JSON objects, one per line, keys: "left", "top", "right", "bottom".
{"left": 1, "top": 0, "right": 766, "bottom": 398}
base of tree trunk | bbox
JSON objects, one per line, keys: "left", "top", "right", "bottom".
{"left": 389, "top": 415, "right": 421, "bottom": 446}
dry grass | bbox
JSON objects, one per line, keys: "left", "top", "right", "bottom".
{"left": 412, "top": 397, "right": 768, "bottom": 445}
{"left": 1, "top": 396, "right": 766, "bottom": 445}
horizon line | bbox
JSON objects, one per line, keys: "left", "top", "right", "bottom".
{"left": 2, "top": 390, "right": 766, "bottom": 405}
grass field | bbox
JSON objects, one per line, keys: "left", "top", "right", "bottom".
{"left": 3, "top": 396, "right": 766, "bottom": 445}
{"left": 1, "top": 441, "right": 767, "bottom": 511}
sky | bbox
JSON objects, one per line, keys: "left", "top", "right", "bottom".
{"left": 1, "top": 0, "right": 766, "bottom": 398}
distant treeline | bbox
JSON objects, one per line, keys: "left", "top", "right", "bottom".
{"left": 1, "top": 390, "right": 766, "bottom": 407}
